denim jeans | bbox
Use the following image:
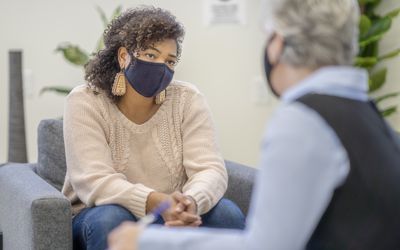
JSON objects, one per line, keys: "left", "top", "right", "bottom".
{"left": 72, "top": 198, "right": 245, "bottom": 250}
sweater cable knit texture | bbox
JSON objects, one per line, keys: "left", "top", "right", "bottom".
{"left": 62, "top": 81, "right": 228, "bottom": 218}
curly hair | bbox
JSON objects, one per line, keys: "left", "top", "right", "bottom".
{"left": 85, "top": 6, "right": 185, "bottom": 102}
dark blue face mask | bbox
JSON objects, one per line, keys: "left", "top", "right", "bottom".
{"left": 264, "top": 33, "right": 283, "bottom": 98}
{"left": 124, "top": 58, "right": 174, "bottom": 98}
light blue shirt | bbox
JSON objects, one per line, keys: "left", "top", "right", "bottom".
{"left": 139, "top": 66, "right": 369, "bottom": 250}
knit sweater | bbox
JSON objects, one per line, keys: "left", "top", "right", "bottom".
{"left": 61, "top": 81, "right": 228, "bottom": 218}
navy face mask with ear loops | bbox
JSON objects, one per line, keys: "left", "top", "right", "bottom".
{"left": 264, "top": 33, "right": 284, "bottom": 98}
{"left": 124, "top": 58, "right": 174, "bottom": 98}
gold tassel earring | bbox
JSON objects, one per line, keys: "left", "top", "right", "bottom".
{"left": 112, "top": 69, "right": 126, "bottom": 96}
{"left": 155, "top": 90, "right": 166, "bottom": 104}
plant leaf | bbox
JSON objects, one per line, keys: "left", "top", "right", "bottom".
{"left": 355, "top": 57, "right": 377, "bottom": 68}
{"left": 368, "top": 68, "right": 387, "bottom": 92}
{"left": 95, "top": 37, "right": 105, "bottom": 52}
{"left": 363, "top": 16, "right": 392, "bottom": 39}
{"left": 381, "top": 106, "right": 397, "bottom": 117}
{"left": 385, "top": 7, "right": 400, "bottom": 19}
{"left": 359, "top": 34, "right": 385, "bottom": 47}
{"left": 93, "top": 6, "right": 122, "bottom": 53}
{"left": 360, "top": 16, "right": 392, "bottom": 47}
{"left": 40, "top": 86, "right": 73, "bottom": 95}
{"left": 358, "top": 0, "right": 380, "bottom": 5}
{"left": 375, "top": 92, "right": 400, "bottom": 104}
{"left": 96, "top": 5, "right": 109, "bottom": 29}
{"left": 359, "top": 40, "right": 379, "bottom": 58}
{"left": 112, "top": 6, "right": 122, "bottom": 20}
{"left": 359, "top": 15, "right": 372, "bottom": 37}
{"left": 378, "top": 48, "right": 400, "bottom": 61}
{"left": 366, "top": 0, "right": 382, "bottom": 11}
{"left": 55, "top": 43, "right": 89, "bottom": 66}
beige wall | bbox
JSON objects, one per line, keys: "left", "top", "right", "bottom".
{"left": 1, "top": 0, "right": 399, "bottom": 167}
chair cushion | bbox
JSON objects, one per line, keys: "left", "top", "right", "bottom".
{"left": 36, "top": 119, "right": 66, "bottom": 191}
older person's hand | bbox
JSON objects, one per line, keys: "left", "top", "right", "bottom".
{"left": 108, "top": 221, "right": 142, "bottom": 250}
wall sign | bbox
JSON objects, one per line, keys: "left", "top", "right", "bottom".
{"left": 203, "top": 0, "right": 246, "bottom": 26}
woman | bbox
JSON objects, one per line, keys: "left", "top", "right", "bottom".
{"left": 62, "top": 6, "right": 245, "bottom": 250}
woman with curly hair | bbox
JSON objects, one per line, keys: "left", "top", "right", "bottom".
{"left": 61, "top": 6, "right": 245, "bottom": 250}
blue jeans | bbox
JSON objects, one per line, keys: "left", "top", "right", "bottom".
{"left": 72, "top": 198, "right": 245, "bottom": 250}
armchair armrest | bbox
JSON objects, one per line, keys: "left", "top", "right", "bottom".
{"left": 0, "top": 163, "right": 72, "bottom": 250}
{"left": 224, "top": 160, "right": 257, "bottom": 216}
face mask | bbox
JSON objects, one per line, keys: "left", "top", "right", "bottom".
{"left": 264, "top": 34, "right": 281, "bottom": 98}
{"left": 124, "top": 58, "right": 174, "bottom": 98}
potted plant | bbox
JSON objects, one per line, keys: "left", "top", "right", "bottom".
{"left": 357, "top": 0, "right": 400, "bottom": 116}
{"left": 41, "top": 6, "right": 122, "bottom": 95}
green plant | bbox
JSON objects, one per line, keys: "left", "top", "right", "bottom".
{"left": 41, "top": 6, "right": 122, "bottom": 96}
{"left": 357, "top": 0, "right": 400, "bottom": 117}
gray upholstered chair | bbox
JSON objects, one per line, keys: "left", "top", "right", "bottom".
{"left": 0, "top": 119, "right": 256, "bottom": 250}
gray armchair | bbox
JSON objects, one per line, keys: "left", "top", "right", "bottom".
{"left": 0, "top": 119, "right": 256, "bottom": 250}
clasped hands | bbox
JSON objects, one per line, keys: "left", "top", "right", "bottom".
{"left": 147, "top": 191, "right": 202, "bottom": 227}
{"left": 108, "top": 191, "right": 201, "bottom": 250}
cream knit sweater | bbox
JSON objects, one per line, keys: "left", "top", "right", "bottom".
{"left": 61, "top": 81, "right": 227, "bottom": 218}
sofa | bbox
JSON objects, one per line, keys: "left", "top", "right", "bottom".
{"left": 0, "top": 119, "right": 256, "bottom": 250}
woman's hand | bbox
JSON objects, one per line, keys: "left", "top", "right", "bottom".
{"left": 146, "top": 191, "right": 201, "bottom": 227}
{"left": 164, "top": 192, "right": 202, "bottom": 227}
{"left": 146, "top": 191, "right": 171, "bottom": 214}
{"left": 108, "top": 221, "right": 141, "bottom": 250}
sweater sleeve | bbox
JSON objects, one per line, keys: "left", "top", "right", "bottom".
{"left": 181, "top": 91, "right": 228, "bottom": 215}
{"left": 63, "top": 87, "right": 154, "bottom": 218}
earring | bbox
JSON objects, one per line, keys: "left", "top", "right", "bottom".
{"left": 155, "top": 90, "right": 166, "bottom": 104}
{"left": 112, "top": 69, "right": 126, "bottom": 96}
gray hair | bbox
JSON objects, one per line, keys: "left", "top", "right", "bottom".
{"left": 263, "top": 0, "right": 360, "bottom": 67}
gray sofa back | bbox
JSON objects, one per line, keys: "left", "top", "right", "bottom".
{"left": 37, "top": 119, "right": 66, "bottom": 191}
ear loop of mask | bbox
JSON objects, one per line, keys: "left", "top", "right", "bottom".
{"left": 264, "top": 33, "right": 286, "bottom": 98}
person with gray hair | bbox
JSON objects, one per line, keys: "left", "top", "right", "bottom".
{"left": 108, "top": 0, "right": 400, "bottom": 249}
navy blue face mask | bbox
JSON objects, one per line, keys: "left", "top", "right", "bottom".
{"left": 124, "top": 58, "right": 174, "bottom": 98}
{"left": 264, "top": 33, "right": 283, "bottom": 98}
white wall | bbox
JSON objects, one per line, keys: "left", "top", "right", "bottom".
{"left": 1, "top": 0, "right": 399, "bottom": 167}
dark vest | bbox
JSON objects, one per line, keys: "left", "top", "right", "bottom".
{"left": 296, "top": 94, "right": 400, "bottom": 250}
